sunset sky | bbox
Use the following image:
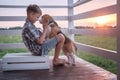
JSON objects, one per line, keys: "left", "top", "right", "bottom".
{"left": 0, "top": 0, "right": 117, "bottom": 28}
{"left": 74, "top": 14, "right": 116, "bottom": 27}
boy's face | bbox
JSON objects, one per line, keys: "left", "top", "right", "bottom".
{"left": 28, "top": 12, "right": 41, "bottom": 23}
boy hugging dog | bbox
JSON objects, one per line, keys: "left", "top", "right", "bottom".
{"left": 22, "top": 4, "right": 77, "bottom": 66}
{"left": 40, "top": 14, "right": 77, "bottom": 66}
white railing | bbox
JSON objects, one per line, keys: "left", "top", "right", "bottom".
{"left": 0, "top": 0, "right": 119, "bottom": 79}
{"left": 0, "top": 28, "right": 118, "bottom": 61}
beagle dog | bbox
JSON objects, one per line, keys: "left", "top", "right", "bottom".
{"left": 40, "top": 14, "right": 77, "bottom": 66}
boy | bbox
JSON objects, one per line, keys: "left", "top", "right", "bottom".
{"left": 22, "top": 4, "right": 66, "bottom": 66}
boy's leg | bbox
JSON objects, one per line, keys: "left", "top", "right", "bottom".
{"left": 39, "top": 33, "right": 65, "bottom": 65}
{"left": 53, "top": 33, "right": 65, "bottom": 65}
{"left": 39, "top": 33, "right": 64, "bottom": 55}
{"left": 39, "top": 37, "right": 59, "bottom": 56}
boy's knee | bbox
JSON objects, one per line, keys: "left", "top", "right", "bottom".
{"left": 56, "top": 33, "right": 65, "bottom": 42}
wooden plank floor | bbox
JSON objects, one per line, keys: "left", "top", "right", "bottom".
{"left": 0, "top": 56, "right": 117, "bottom": 80}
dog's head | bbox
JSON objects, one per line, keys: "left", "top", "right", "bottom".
{"left": 40, "top": 14, "right": 57, "bottom": 26}
{"left": 40, "top": 14, "right": 61, "bottom": 38}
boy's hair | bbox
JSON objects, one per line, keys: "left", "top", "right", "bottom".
{"left": 27, "top": 4, "right": 42, "bottom": 14}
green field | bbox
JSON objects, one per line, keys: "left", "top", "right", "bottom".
{"left": 0, "top": 35, "right": 117, "bottom": 74}
{"left": 75, "top": 35, "right": 117, "bottom": 74}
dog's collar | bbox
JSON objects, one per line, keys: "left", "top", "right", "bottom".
{"left": 48, "top": 19, "right": 55, "bottom": 26}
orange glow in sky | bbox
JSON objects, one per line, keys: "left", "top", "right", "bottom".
{"left": 75, "top": 14, "right": 117, "bottom": 27}
{"left": 94, "top": 14, "right": 116, "bottom": 26}
{"left": 95, "top": 16, "right": 109, "bottom": 25}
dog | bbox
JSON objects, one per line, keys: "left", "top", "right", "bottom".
{"left": 40, "top": 14, "right": 77, "bottom": 66}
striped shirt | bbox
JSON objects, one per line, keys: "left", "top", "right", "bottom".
{"left": 22, "top": 19, "right": 42, "bottom": 55}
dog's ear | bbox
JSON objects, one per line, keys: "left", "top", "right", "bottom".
{"left": 41, "top": 16, "right": 49, "bottom": 24}
{"left": 42, "top": 14, "right": 54, "bottom": 25}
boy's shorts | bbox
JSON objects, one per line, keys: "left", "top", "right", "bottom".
{"left": 38, "top": 36, "right": 59, "bottom": 56}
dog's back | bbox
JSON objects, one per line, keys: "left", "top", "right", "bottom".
{"left": 64, "top": 36, "right": 77, "bottom": 53}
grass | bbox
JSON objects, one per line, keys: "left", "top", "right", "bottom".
{"left": 75, "top": 35, "right": 116, "bottom": 51}
{"left": 77, "top": 50, "right": 117, "bottom": 74}
{"left": 74, "top": 35, "right": 117, "bottom": 74}
{"left": 0, "top": 35, "right": 117, "bottom": 74}
{"left": 0, "top": 48, "right": 28, "bottom": 58}
{"left": 0, "top": 35, "right": 22, "bottom": 43}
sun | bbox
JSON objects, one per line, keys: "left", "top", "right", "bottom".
{"left": 92, "top": 14, "right": 116, "bottom": 27}
{"left": 95, "top": 16, "right": 108, "bottom": 25}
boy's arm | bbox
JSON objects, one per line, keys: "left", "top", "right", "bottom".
{"left": 35, "top": 25, "right": 47, "bottom": 45}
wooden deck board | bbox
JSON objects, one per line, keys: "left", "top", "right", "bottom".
{"left": 0, "top": 56, "right": 117, "bottom": 80}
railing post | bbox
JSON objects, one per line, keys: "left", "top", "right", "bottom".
{"left": 117, "top": 0, "right": 120, "bottom": 79}
{"left": 68, "top": 0, "right": 74, "bottom": 41}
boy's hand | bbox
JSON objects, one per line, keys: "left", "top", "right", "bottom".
{"left": 43, "top": 24, "right": 48, "bottom": 30}
{"left": 36, "top": 24, "right": 48, "bottom": 45}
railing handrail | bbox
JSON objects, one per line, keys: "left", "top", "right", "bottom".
{"left": 0, "top": 4, "right": 116, "bottom": 21}
{"left": 0, "top": 16, "right": 68, "bottom": 21}
{"left": 72, "top": 5, "right": 116, "bottom": 20}
{"left": 0, "top": 5, "right": 68, "bottom": 8}
{"left": 0, "top": 28, "right": 117, "bottom": 62}
{"left": 0, "top": 28, "right": 116, "bottom": 36}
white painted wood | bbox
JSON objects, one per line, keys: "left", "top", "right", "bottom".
{"left": 0, "top": 29, "right": 68, "bottom": 36}
{"left": 0, "top": 43, "right": 26, "bottom": 49}
{"left": 0, "top": 28, "right": 116, "bottom": 36}
{"left": 0, "top": 16, "right": 68, "bottom": 21}
{"left": 70, "top": 28, "right": 116, "bottom": 37}
{"left": 0, "top": 30, "right": 22, "bottom": 36}
{"left": 0, "top": 5, "right": 68, "bottom": 8}
{"left": 68, "top": 0, "right": 74, "bottom": 41}
{"left": 72, "top": 5, "right": 116, "bottom": 20}
{"left": 73, "top": 0, "right": 92, "bottom": 7}
{"left": 76, "top": 42, "right": 118, "bottom": 61}
{"left": 61, "top": 28, "right": 69, "bottom": 34}
{"left": 2, "top": 53, "right": 50, "bottom": 71}
{"left": 52, "top": 16, "right": 68, "bottom": 21}
{"left": 2, "top": 64, "right": 49, "bottom": 71}
{"left": 117, "top": 0, "right": 120, "bottom": 79}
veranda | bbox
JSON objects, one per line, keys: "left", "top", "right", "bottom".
{"left": 0, "top": 0, "right": 119, "bottom": 80}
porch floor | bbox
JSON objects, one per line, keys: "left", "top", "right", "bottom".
{"left": 0, "top": 56, "right": 117, "bottom": 80}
